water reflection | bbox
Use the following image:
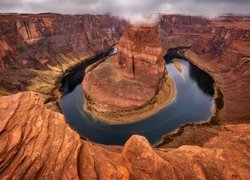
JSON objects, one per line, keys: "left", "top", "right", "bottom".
{"left": 60, "top": 48, "right": 116, "bottom": 94}
{"left": 60, "top": 57, "right": 214, "bottom": 145}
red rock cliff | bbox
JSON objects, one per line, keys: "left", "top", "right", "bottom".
{"left": 184, "top": 16, "right": 250, "bottom": 124}
{"left": 159, "top": 15, "right": 209, "bottom": 51}
{"left": 0, "top": 14, "right": 127, "bottom": 102}
{"left": 116, "top": 25, "right": 166, "bottom": 87}
{"left": 158, "top": 14, "right": 250, "bottom": 125}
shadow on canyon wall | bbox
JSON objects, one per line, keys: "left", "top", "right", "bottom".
{"left": 60, "top": 48, "right": 115, "bottom": 94}
{"left": 164, "top": 47, "right": 214, "bottom": 96}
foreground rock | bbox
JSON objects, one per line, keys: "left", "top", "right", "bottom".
{"left": 0, "top": 92, "right": 249, "bottom": 179}
{"left": 83, "top": 25, "right": 174, "bottom": 123}
{"left": 0, "top": 13, "right": 127, "bottom": 111}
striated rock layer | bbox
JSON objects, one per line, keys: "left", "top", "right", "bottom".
{"left": 0, "top": 13, "right": 127, "bottom": 110}
{"left": 82, "top": 25, "right": 173, "bottom": 123}
{"left": 159, "top": 15, "right": 209, "bottom": 50}
{"left": 0, "top": 14, "right": 250, "bottom": 178}
{"left": 185, "top": 18, "right": 250, "bottom": 124}
{"left": 159, "top": 15, "right": 250, "bottom": 124}
{"left": 116, "top": 25, "right": 166, "bottom": 87}
{"left": 0, "top": 92, "right": 249, "bottom": 179}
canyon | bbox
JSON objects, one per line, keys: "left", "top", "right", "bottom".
{"left": 83, "top": 24, "right": 174, "bottom": 123}
{"left": 0, "top": 13, "right": 126, "bottom": 111}
{"left": 0, "top": 13, "right": 249, "bottom": 178}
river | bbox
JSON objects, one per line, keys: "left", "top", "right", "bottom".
{"left": 60, "top": 50, "right": 214, "bottom": 145}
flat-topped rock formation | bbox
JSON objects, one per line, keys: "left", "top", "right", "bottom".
{"left": 83, "top": 25, "right": 174, "bottom": 123}
{"left": 0, "top": 92, "right": 249, "bottom": 179}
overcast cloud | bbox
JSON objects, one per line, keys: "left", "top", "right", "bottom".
{"left": 0, "top": 0, "right": 249, "bottom": 23}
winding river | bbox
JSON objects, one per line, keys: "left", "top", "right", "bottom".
{"left": 60, "top": 50, "right": 214, "bottom": 145}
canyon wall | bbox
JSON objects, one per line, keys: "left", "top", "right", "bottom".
{"left": 159, "top": 15, "right": 250, "bottom": 124}
{"left": 0, "top": 13, "right": 127, "bottom": 110}
{"left": 159, "top": 15, "right": 209, "bottom": 51}
{"left": 185, "top": 16, "right": 250, "bottom": 124}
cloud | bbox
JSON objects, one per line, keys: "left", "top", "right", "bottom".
{"left": 0, "top": 0, "right": 249, "bottom": 23}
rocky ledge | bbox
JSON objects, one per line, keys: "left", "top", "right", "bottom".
{"left": 0, "top": 91, "right": 249, "bottom": 179}
{"left": 83, "top": 24, "right": 175, "bottom": 123}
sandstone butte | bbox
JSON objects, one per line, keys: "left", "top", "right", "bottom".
{"left": 0, "top": 14, "right": 250, "bottom": 179}
{"left": 82, "top": 24, "right": 174, "bottom": 123}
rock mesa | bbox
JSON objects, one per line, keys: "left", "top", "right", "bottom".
{"left": 83, "top": 25, "right": 173, "bottom": 123}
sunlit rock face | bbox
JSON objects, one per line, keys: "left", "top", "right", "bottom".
{"left": 0, "top": 91, "right": 249, "bottom": 179}
{"left": 83, "top": 24, "right": 167, "bottom": 113}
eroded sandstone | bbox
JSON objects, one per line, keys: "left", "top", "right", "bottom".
{"left": 0, "top": 14, "right": 250, "bottom": 179}
{"left": 0, "top": 13, "right": 127, "bottom": 111}
{"left": 0, "top": 92, "right": 249, "bottom": 179}
{"left": 184, "top": 16, "right": 250, "bottom": 124}
{"left": 83, "top": 24, "right": 175, "bottom": 123}
{"left": 156, "top": 15, "right": 250, "bottom": 124}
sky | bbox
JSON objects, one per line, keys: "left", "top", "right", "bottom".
{"left": 0, "top": 0, "right": 249, "bottom": 23}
